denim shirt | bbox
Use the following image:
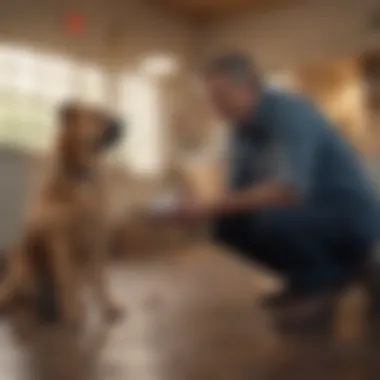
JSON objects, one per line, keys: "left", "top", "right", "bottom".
{"left": 228, "top": 88, "right": 379, "bottom": 238}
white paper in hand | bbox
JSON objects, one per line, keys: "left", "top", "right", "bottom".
{"left": 149, "top": 191, "right": 182, "bottom": 218}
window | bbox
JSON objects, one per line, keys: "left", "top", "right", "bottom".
{"left": 118, "top": 74, "right": 164, "bottom": 175}
{"left": 267, "top": 72, "right": 298, "bottom": 90}
{"left": 139, "top": 54, "right": 179, "bottom": 77}
{"left": 0, "top": 43, "right": 168, "bottom": 174}
{"left": 0, "top": 43, "right": 108, "bottom": 152}
{"left": 35, "top": 54, "right": 74, "bottom": 102}
{"left": 72, "top": 65, "right": 106, "bottom": 104}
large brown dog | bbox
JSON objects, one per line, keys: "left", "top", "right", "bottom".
{"left": 0, "top": 102, "right": 124, "bottom": 329}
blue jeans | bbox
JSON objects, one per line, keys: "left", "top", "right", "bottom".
{"left": 212, "top": 207, "right": 373, "bottom": 293}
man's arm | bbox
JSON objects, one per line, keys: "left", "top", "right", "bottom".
{"left": 212, "top": 180, "right": 297, "bottom": 214}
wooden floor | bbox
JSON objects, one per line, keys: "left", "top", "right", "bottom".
{"left": 1, "top": 244, "right": 380, "bottom": 380}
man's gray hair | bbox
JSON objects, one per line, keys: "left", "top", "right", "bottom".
{"left": 202, "top": 52, "right": 261, "bottom": 87}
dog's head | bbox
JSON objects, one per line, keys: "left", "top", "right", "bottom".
{"left": 57, "top": 102, "right": 125, "bottom": 170}
{"left": 59, "top": 102, "right": 124, "bottom": 151}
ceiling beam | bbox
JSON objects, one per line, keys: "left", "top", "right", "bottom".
{"left": 150, "top": 0, "right": 299, "bottom": 21}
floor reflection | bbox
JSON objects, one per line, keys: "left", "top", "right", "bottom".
{"left": 0, "top": 244, "right": 380, "bottom": 380}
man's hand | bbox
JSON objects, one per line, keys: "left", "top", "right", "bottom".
{"left": 152, "top": 198, "right": 216, "bottom": 224}
{"left": 149, "top": 181, "right": 297, "bottom": 223}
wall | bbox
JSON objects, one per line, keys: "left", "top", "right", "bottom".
{"left": 200, "top": 0, "right": 380, "bottom": 71}
{"left": 294, "top": 59, "right": 368, "bottom": 146}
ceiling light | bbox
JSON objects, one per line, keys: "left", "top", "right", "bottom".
{"left": 268, "top": 72, "right": 298, "bottom": 89}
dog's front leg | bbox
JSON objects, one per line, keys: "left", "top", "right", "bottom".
{"left": 51, "top": 233, "right": 83, "bottom": 329}
{"left": 92, "top": 260, "right": 122, "bottom": 323}
{"left": 89, "top": 233, "right": 123, "bottom": 324}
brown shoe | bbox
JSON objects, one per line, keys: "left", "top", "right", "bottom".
{"left": 270, "top": 291, "right": 337, "bottom": 335}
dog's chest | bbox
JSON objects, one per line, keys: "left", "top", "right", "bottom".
{"left": 73, "top": 181, "right": 104, "bottom": 211}
{"left": 69, "top": 219, "right": 101, "bottom": 264}
{"left": 68, "top": 186, "right": 105, "bottom": 262}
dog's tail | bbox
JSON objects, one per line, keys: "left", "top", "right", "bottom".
{"left": 27, "top": 232, "right": 60, "bottom": 323}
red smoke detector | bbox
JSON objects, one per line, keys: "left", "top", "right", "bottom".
{"left": 64, "top": 12, "right": 84, "bottom": 34}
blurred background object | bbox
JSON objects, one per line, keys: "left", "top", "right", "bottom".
{"left": 0, "top": 0, "right": 379, "bottom": 379}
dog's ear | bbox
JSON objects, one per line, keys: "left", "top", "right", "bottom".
{"left": 58, "top": 102, "right": 79, "bottom": 127}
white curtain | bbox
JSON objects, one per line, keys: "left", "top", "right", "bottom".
{"left": 117, "top": 74, "right": 164, "bottom": 175}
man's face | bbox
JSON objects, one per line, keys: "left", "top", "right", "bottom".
{"left": 204, "top": 73, "right": 255, "bottom": 122}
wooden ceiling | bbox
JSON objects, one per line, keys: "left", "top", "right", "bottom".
{"left": 151, "top": 0, "right": 297, "bottom": 20}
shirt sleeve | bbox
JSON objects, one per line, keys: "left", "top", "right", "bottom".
{"left": 269, "top": 95, "right": 325, "bottom": 198}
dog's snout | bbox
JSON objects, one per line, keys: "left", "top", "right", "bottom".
{"left": 100, "top": 118, "right": 125, "bottom": 150}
